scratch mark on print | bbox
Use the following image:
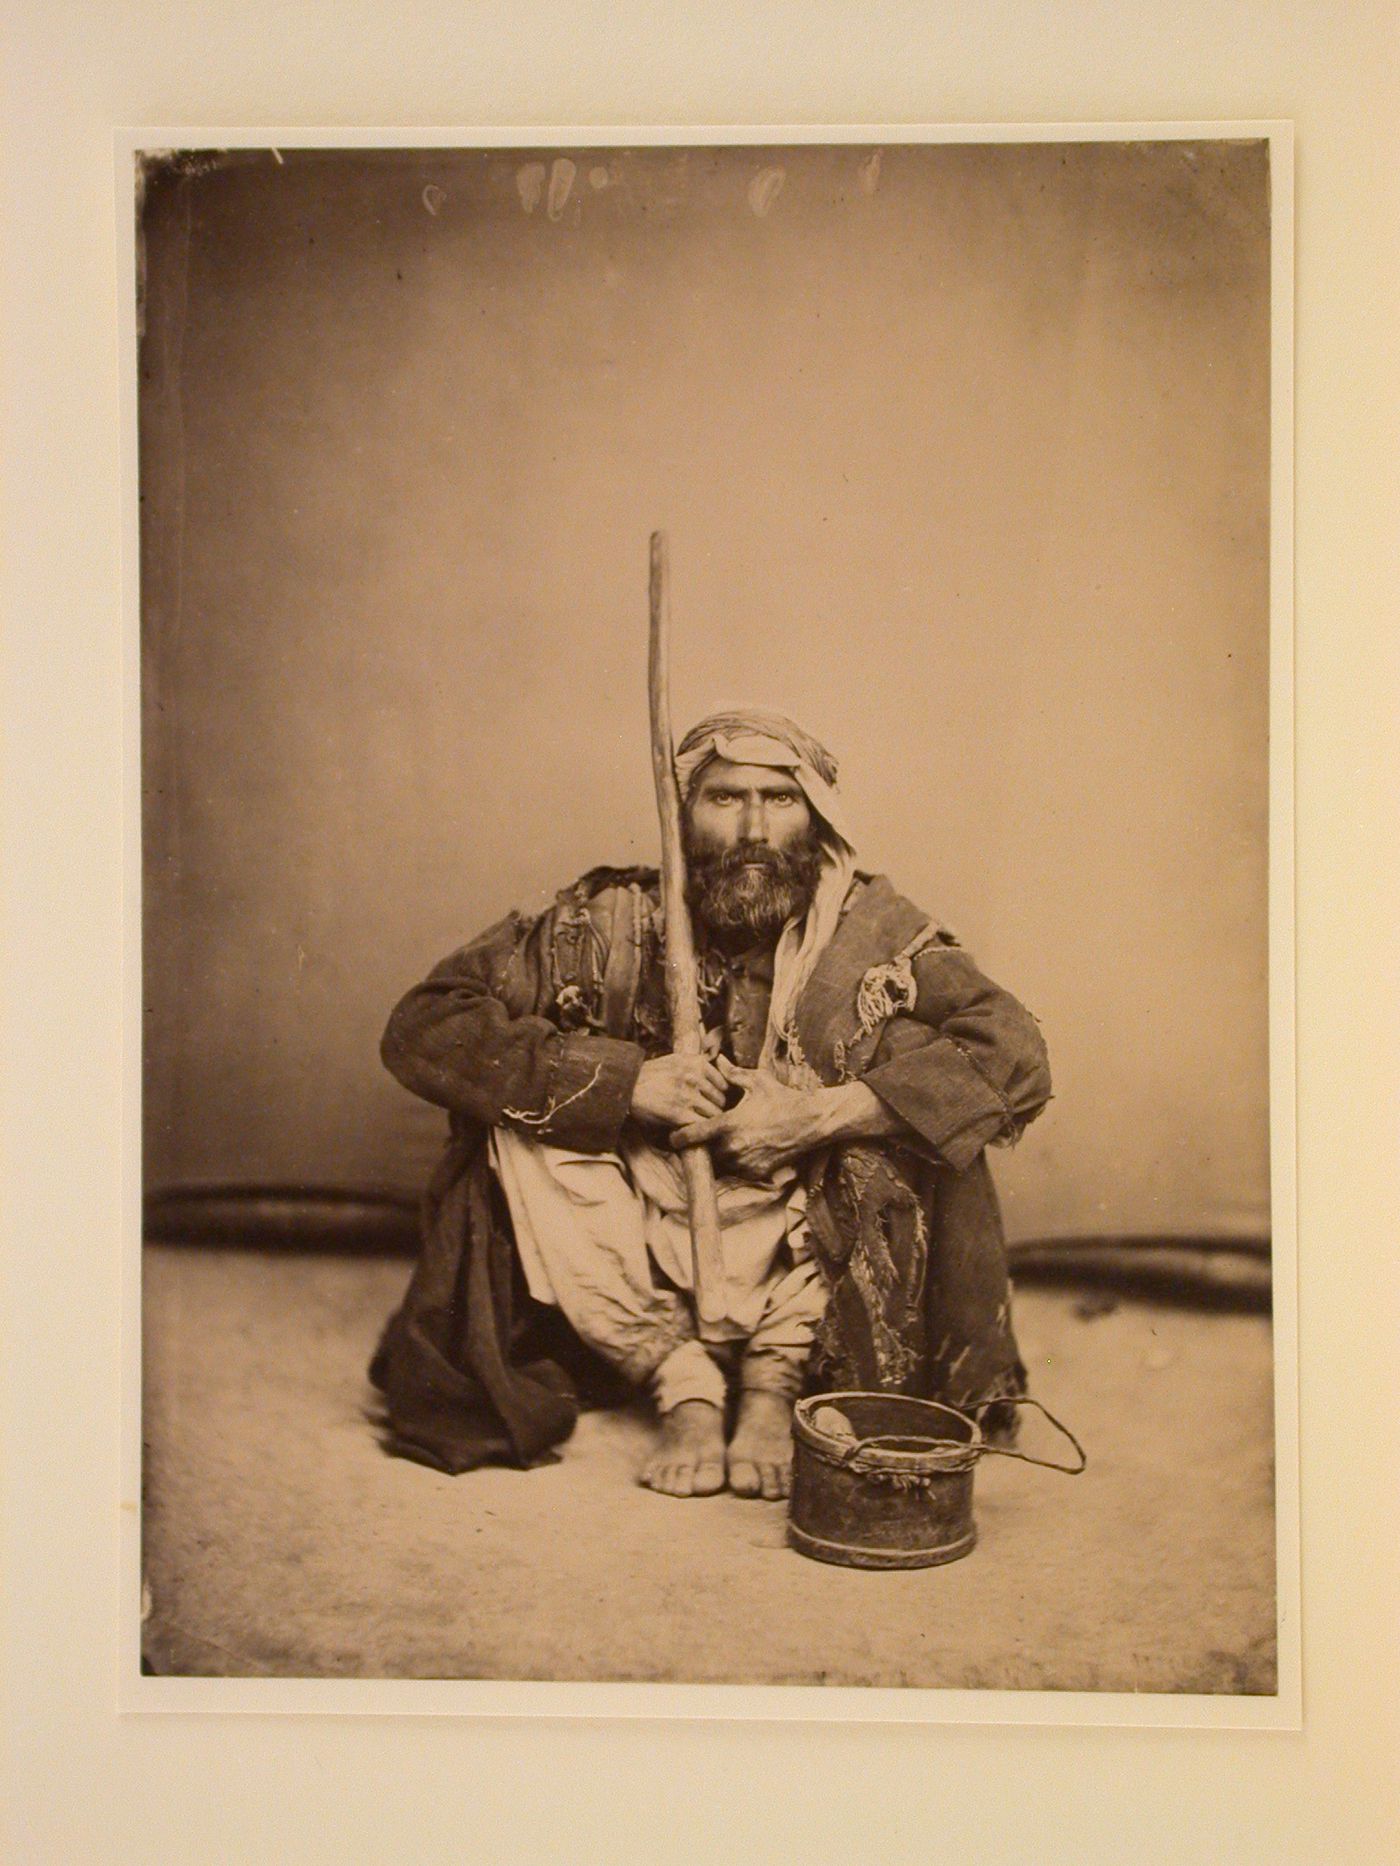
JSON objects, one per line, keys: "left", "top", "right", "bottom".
{"left": 422, "top": 184, "right": 447, "bottom": 217}
{"left": 859, "top": 149, "right": 882, "bottom": 194}
{"left": 547, "top": 157, "right": 577, "bottom": 220}
{"left": 748, "top": 166, "right": 785, "bottom": 217}
{"left": 516, "top": 162, "right": 547, "bottom": 214}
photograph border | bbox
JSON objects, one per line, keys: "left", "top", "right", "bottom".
{"left": 118, "top": 118, "right": 1298, "bottom": 1728}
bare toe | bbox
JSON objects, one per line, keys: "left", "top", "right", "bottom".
{"left": 728, "top": 1459, "right": 761, "bottom": 1498}
{"left": 693, "top": 1459, "right": 726, "bottom": 1497}
{"left": 759, "top": 1462, "right": 788, "bottom": 1501}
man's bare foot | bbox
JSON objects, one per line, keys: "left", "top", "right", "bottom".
{"left": 640, "top": 1400, "right": 726, "bottom": 1497}
{"left": 727, "top": 1390, "right": 794, "bottom": 1500}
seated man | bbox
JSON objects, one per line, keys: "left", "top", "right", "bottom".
{"left": 372, "top": 710, "right": 1051, "bottom": 1498}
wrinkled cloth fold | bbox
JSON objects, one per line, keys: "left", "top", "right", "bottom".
{"left": 490, "top": 1127, "right": 827, "bottom": 1407}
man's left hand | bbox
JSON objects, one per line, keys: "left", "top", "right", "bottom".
{"left": 669, "top": 1056, "right": 826, "bottom": 1181}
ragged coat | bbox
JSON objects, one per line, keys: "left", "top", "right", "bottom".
{"left": 371, "top": 867, "right": 1052, "bottom": 1474}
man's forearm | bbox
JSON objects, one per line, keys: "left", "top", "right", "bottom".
{"left": 381, "top": 932, "right": 645, "bottom": 1149}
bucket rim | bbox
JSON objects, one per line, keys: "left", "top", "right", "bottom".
{"left": 793, "top": 1390, "right": 983, "bottom": 1474}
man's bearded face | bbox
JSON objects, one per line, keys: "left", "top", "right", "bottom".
{"left": 682, "top": 757, "right": 823, "bottom": 937}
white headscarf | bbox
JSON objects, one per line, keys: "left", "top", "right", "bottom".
{"left": 674, "top": 710, "right": 856, "bottom": 1078}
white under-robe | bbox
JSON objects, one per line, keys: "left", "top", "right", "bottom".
{"left": 488, "top": 1128, "right": 829, "bottom": 1410}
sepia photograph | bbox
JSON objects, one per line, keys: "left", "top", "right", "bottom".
{"left": 133, "top": 130, "right": 1286, "bottom": 1700}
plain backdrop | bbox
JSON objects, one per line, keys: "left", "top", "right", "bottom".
{"left": 4, "top": 1, "right": 1399, "bottom": 1862}
{"left": 140, "top": 138, "right": 1270, "bottom": 1243}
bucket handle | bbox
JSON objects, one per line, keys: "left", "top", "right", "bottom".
{"left": 965, "top": 1397, "right": 1087, "bottom": 1474}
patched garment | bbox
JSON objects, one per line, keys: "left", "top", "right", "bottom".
{"left": 372, "top": 867, "right": 1052, "bottom": 1473}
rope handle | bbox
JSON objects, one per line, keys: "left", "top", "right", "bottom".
{"left": 965, "top": 1397, "right": 1087, "bottom": 1474}
{"left": 823, "top": 1398, "right": 1086, "bottom": 1480}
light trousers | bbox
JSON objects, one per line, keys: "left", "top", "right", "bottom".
{"left": 489, "top": 1128, "right": 830, "bottom": 1411}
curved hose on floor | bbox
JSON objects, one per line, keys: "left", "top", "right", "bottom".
{"left": 143, "top": 1184, "right": 1272, "bottom": 1311}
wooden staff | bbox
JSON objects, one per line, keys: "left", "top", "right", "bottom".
{"left": 648, "top": 530, "right": 727, "bottom": 1328}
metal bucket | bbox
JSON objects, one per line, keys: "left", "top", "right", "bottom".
{"left": 788, "top": 1391, "right": 1085, "bottom": 1570}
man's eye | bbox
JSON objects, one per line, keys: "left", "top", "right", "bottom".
{"left": 771, "top": 794, "right": 798, "bottom": 807}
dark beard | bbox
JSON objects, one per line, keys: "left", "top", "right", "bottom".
{"left": 684, "top": 836, "right": 823, "bottom": 938}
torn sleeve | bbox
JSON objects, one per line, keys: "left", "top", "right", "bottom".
{"left": 380, "top": 913, "right": 644, "bottom": 1154}
{"left": 859, "top": 946, "right": 1051, "bottom": 1173}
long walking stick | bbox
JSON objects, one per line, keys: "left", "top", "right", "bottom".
{"left": 647, "top": 531, "right": 728, "bottom": 1328}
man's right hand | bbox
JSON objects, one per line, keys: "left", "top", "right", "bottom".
{"left": 629, "top": 1050, "right": 729, "bottom": 1131}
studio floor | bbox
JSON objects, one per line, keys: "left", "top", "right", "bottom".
{"left": 141, "top": 1243, "right": 1277, "bottom": 1692}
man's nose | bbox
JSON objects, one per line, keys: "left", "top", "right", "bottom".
{"left": 739, "top": 798, "right": 770, "bottom": 842}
